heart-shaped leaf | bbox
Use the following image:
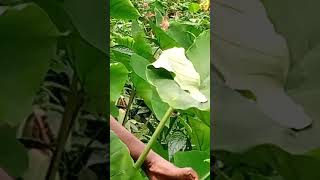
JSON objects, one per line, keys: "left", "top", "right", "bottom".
{"left": 212, "top": 0, "right": 312, "bottom": 129}
{"left": 146, "top": 30, "right": 210, "bottom": 111}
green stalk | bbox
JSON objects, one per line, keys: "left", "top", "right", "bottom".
{"left": 134, "top": 106, "right": 174, "bottom": 169}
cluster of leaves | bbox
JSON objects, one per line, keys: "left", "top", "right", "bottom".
{"left": 110, "top": 0, "right": 210, "bottom": 179}
{"left": 0, "top": 0, "right": 108, "bottom": 179}
{"left": 212, "top": 0, "right": 320, "bottom": 179}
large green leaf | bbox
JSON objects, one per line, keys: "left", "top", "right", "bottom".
{"left": 110, "top": 0, "right": 140, "bottom": 20}
{"left": 63, "top": 0, "right": 107, "bottom": 53}
{"left": 215, "top": 144, "right": 320, "bottom": 180}
{"left": 151, "top": 23, "right": 179, "bottom": 50}
{"left": 0, "top": 125, "right": 28, "bottom": 178}
{"left": 260, "top": 0, "right": 320, "bottom": 68}
{"left": 212, "top": 1, "right": 312, "bottom": 129}
{"left": 110, "top": 131, "right": 144, "bottom": 180}
{"left": 174, "top": 150, "right": 210, "bottom": 178}
{"left": 0, "top": 3, "right": 60, "bottom": 125}
{"left": 166, "top": 22, "right": 198, "bottom": 50}
{"left": 146, "top": 30, "right": 210, "bottom": 111}
{"left": 151, "top": 47, "right": 207, "bottom": 102}
{"left": 213, "top": 0, "right": 320, "bottom": 154}
{"left": 111, "top": 47, "right": 133, "bottom": 70}
{"left": 130, "top": 54, "right": 170, "bottom": 120}
{"left": 110, "top": 62, "right": 129, "bottom": 103}
{"left": 71, "top": 36, "right": 108, "bottom": 115}
{"left": 131, "top": 21, "right": 154, "bottom": 61}
{"left": 189, "top": 117, "right": 210, "bottom": 152}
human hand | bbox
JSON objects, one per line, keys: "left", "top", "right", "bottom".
{"left": 144, "top": 155, "right": 198, "bottom": 180}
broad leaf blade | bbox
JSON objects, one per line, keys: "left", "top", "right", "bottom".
{"left": 0, "top": 3, "right": 60, "bottom": 125}
{"left": 110, "top": 0, "right": 140, "bottom": 20}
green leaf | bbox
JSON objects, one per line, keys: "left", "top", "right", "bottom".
{"left": 130, "top": 53, "right": 149, "bottom": 80}
{"left": 154, "top": 7, "right": 163, "bottom": 26}
{"left": 189, "top": 118, "right": 210, "bottom": 152}
{"left": 194, "top": 108, "right": 210, "bottom": 127}
{"left": 188, "top": 3, "right": 200, "bottom": 13}
{"left": 213, "top": 1, "right": 312, "bottom": 129}
{"left": 111, "top": 47, "right": 133, "bottom": 70}
{"left": 260, "top": 0, "right": 320, "bottom": 67}
{"left": 167, "top": 131, "right": 187, "bottom": 160}
{"left": 112, "top": 33, "right": 135, "bottom": 48}
{"left": 110, "top": 0, "right": 140, "bottom": 20}
{"left": 63, "top": 0, "right": 107, "bottom": 53}
{"left": 166, "top": 22, "right": 198, "bottom": 50}
{"left": 132, "top": 21, "right": 154, "bottom": 60}
{"left": 151, "top": 141, "right": 169, "bottom": 160}
{"left": 71, "top": 36, "right": 108, "bottom": 115}
{"left": 0, "top": 125, "right": 28, "bottom": 177}
{"left": 110, "top": 62, "right": 129, "bottom": 103}
{"left": 130, "top": 54, "right": 170, "bottom": 120}
{"left": 146, "top": 30, "right": 210, "bottom": 110}
{"left": 150, "top": 91, "right": 170, "bottom": 121}
{"left": 151, "top": 47, "right": 207, "bottom": 102}
{"left": 110, "top": 131, "right": 144, "bottom": 180}
{"left": 151, "top": 23, "right": 179, "bottom": 49}
{"left": 174, "top": 150, "right": 210, "bottom": 178}
{"left": 0, "top": 3, "right": 60, "bottom": 125}
{"left": 215, "top": 144, "right": 320, "bottom": 180}
{"left": 213, "top": 1, "right": 320, "bottom": 154}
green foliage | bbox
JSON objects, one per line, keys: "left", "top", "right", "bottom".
{"left": 174, "top": 150, "right": 210, "bottom": 178}
{"left": 110, "top": 0, "right": 140, "bottom": 20}
{"left": 110, "top": 0, "right": 210, "bottom": 178}
{"left": 213, "top": 0, "right": 320, "bottom": 179}
{"left": 0, "top": 3, "right": 60, "bottom": 126}
{"left": 110, "top": 131, "right": 144, "bottom": 179}
{"left": 146, "top": 30, "right": 210, "bottom": 111}
{"left": 0, "top": 0, "right": 109, "bottom": 178}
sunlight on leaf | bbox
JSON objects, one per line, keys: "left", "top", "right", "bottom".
{"left": 152, "top": 47, "right": 208, "bottom": 103}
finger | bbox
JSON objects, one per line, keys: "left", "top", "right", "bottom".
{"left": 180, "top": 167, "right": 199, "bottom": 180}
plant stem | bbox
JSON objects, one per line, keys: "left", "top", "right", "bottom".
{"left": 134, "top": 106, "right": 174, "bottom": 169}
{"left": 45, "top": 76, "right": 83, "bottom": 180}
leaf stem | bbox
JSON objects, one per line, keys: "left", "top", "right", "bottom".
{"left": 134, "top": 106, "right": 174, "bottom": 169}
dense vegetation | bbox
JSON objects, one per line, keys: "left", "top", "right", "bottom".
{"left": 110, "top": 0, "right": 210, "bottom": 179}
{"left": 0, "top": 0, "right": 107, "bottom": 179}
{"left": 212, "top": 1, "right": 320, "bottom": 179}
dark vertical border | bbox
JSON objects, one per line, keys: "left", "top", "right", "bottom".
{"left": 210, "top": 0, "right": 215, "bottom": 178}
{"left": 106, "top": 0, "right": 111, "bottom": 178}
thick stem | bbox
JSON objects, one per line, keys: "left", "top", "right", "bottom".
{"left": 45, "top": 76, "right": 83, "bottom": 180}
{"left": 134, "top": 106, "right": 174, "bottom": 169}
